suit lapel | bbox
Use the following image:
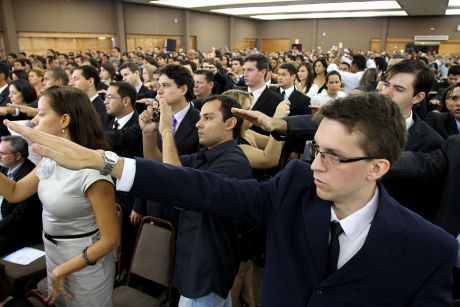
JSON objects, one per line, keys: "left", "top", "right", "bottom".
{"left": 302, "top": 194, "right": 331, "bottom": 280}
{"left": 252, "top": 87, "right": 269, "bottom": 111}
{"left": 405, "top": 114, "right": 424, "bottom": 150}
{"left": 175, "top": 106, "right": 197, "bottom": 146}
{"left": 446, "top": 114, "right": 459, "bottom": 135}
{"left": 321, "top": 186, "right": 404, "bottom": 286}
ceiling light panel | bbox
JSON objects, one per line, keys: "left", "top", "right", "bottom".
{"left": 149, "top": 0, "right": 300, "bottom": 8}
{"left": 446, "top": 8, "right": 460, "bottom": 14}
{"left": 251, "top": 10, "right": 407, "bottom": 20}
{"left": 213, "top": 1, "right": 401, "bottom": 15}
{"left": 448, "top": 0, "right": 460, "bottom": 7}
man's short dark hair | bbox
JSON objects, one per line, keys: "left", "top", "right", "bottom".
{"left": 315, "top": 93, "right": 406, "bottom": 165}
{"left": 232, "top": 56, "right": 244, "bottom": 66}
{"left": 12, "top": 70, "right": 28, "bottom": 80}
{"left": 202, "top": 95, "right": 243, "bottom": 139}
{"left": 244, "top": 54, "right": 269, "bottom": 71}
{"left": 157, "top": 64, "right": 194, "bottom": 101}
{"left": 0, "top": 62, "right": 10, "bottom": 78}
{"left": 194, "top": 69, "right": 214, "bottom": 83}
{"left": 1, "top": 135, "right": 29, "bottom": 158}
{"left": 49, "top": 67, "right": 69, "bottom": 86}
{"left": 385, "top": 59, "right": 433, "bottom": 97}
{"left": 76, "top": 65, "right": 100, "bottom": 89}
{"left": 340, "top": 62, "right": 351, "bottom": 69}
{"left": 448, "top": 65, "right": 460, "bottom": 76}
{"left": 110, "top": 81, "right": 137, "bottom": 108}
{"left": 119, "top": 62, "right": 141, "bottom": 73}
{"left": 352, "top": 55, "right": 366, "bottom": 71}
{"left": 7, "top": 53, "right": 17, "bottom": 59}
{"left": 278, "top": 63, "right": 296, "bottom": 76}
{"left": 374, "top": 57, "right": 387, "bottom": 73}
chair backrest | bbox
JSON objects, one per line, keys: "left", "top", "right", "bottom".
{"left": 128, "top": 216, "right": 175, "bottom": 290}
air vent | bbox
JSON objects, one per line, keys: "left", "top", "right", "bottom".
{"left": 414, "top": 35, "right": 449, "bottom": 41}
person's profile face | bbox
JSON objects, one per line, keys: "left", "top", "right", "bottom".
{"left": 445, "top": 87, "right": 460, "bottom": 120}
{"left": 31, "top": 96, "right": 65, "bottom": 137}
{"left": 8, "top": 85, "right": 24, "bottom": 105}
{"left": 381, "top": 73, "right": 417, "bottom": 116}
{"left": 243, "top": 61, "right": 265, "bottom": 88}
{"left": 310, "top": 118, "right": 373, "bottom": 205}
{"left": 157, "top": 74, "right": 184, "bottom": 105}
{"left": 195, "top": 99, "right": 228, "bottom": 148}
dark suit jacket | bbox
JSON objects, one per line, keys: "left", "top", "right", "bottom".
{"left": 0, "top": 86, "right": 10, "bottom": 106}
{"left": 0, "top": 159, "right": 42, "bottom": 256}
{"left": 251, "top": 87, "right": 283, "bottom": 135}
{"left": 390, "top": 135, "right": 460, "bottom": 237}
{"left": 128, "top": 158, "right": 457, "bottom": 306}
{"left": 105, "top": 112, "right": 142, "bottom": 158}
{"left": 92, "top": 95, "right": 110, "bottom": 127}
{"left": 383, "top": 113, "right": 444, "bottom": 219}
{"left": 425, "top": 111, "right": 459, "bottom": 140}
{"left": 136, "top": 85, "right": 156, "bottom": 114}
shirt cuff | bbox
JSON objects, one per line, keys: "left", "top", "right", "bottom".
{"left": 116, "top": 158, "right": 136, "bottom": 192}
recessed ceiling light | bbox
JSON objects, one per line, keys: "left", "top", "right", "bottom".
{"left": 213, "top": 1, "right": 401, "bottom": 15}
{"left": 446, "top": 8, "right": 460, "bottom": 14}
{"left": 448, "top": 0, "right": 460, "bottom": 7}
{"left": 251, "top": 10, "right": 407, "bottom": 20}
{"left": 149, "top": 0, "right": 300, "bottom": 8}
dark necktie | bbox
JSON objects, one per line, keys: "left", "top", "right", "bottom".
{"left": 281, "top": 90, "right": 286, "bottom": 99}
{"left": 327, "top": 221, "right": 344, "bottom": 275}
{"left": 113, "top": 120, "right": 119, "bottom": 130}
{"left": 172, "top": 116, "right": 178, "bottom": 134}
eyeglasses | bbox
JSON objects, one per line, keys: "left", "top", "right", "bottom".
{"left": 105, "top": 94, "right": 121, "bottom": 101}
{"left": 446, "top": 95, "right": 460, "bottom": 103}
{"left": 310, "top": 141, "right": 375, "bottom": 166}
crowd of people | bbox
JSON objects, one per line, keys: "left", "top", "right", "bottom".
{"left": 0, "top": 43, "right": 459, "bottom": 307}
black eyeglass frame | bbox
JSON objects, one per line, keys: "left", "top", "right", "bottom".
{"left": 310, "top": 141, "right": 376, "bottom": 164}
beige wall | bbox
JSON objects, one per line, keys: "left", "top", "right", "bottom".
{"left": 233, "top": 17, "right": 259, "bottom": 43}
{"left": 190, "top": 11, "right": 229, "bottom": 51}
{"left": 12, "top": 0, "right": 116, "bottom": 34}
{"left": 125, "top": 3, "right": 184, "bottom": 35}
{"left": 387, "top": 16, "right": 460, "bottom": 39}
{"left": 259, "top": 19, "right": 316, "bottom": 50}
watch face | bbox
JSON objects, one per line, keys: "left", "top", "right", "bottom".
{"left": 105, "top": 151, "right": 119, "bottom": 163}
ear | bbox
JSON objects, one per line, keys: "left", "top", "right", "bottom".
{"left": 413, "top": 91, "right": 426, "bottom": 105}
{"left": 179, "top": 84, "right": 188, "bottom": 96}
{"left": 61, "top": 113, "right": 71, "bottom": 129}
{"left": 366, "top": 159, "right": 390, "bottom": 181}
{"left": 122, "top": 97, "right": 131, "bottom": 108}
{"left": 225, "top": 116, "right": 237, "bottom": 131}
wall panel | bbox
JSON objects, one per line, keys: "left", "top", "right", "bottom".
{"left": 190, "top": 11, "right": 228, "bottom": 52}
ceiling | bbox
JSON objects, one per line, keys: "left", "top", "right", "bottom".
{"left": 125, "top": 0, "right": 459, "bottom": 20}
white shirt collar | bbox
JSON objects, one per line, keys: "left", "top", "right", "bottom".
{"left": 405, "top": 110, "right": 414, "bottom": 130}
{"left": 90, "top": 94, "right": 99, "bottom": 102}
{"left": 248, "top": 86, "right": 266, "bottom": 109}
{"left": 280, "top": 86, "right": 295, "bottom": 99}
{"left": 6, "top": 161, "right": 25, "bottom": 178}
{"left": 172, "top": 103, "right": 191, "bottom": 130}
{"left": 0, "top": 84, "right": 8, "bottom": 95}
{"left": 135, "top": 83, "right": 143, "bottom": 93}
{"left": 331, "top": 188, "right": 379, "bottom": 242}
{"left": 115, "top": 111, "right": 135, "bottom": 129}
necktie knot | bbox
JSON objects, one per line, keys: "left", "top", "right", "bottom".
{"left": 281, "top": 90, "right": 286, "bottom": 98}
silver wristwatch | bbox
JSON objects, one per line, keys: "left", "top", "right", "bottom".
{"left": 100, "top": 151, "right": 120, "bottom": 176}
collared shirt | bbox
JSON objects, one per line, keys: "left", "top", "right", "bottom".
{"left": 327, "top": 63, "right": 364, "bottom": 94}
{"left": 173, "top": 103, "right": 191, "bottom": 132}
{"left": 405, "top": 110, "right": 415, "bottom": 131}
{"left": 280, "top": 86, "right": 295, "bottom": 100}
{"left": 135, "top": 83, "right": 142, "bottom": 94}
{"left": 311, "top": 90, "right": 346, "bottom": 107}
{"left": 118, "top": 140, "right": 253, "bottom": 298}
{"left": 89, "top": 94, "right": 99, "bottom": 102}
{"left": 331, "top": 188, "right": 379, "bottom": 270}
{"left": 115, "top": 111, "right": 135, "bottom": 130}
{"left": 248, "top": 85, "right": 266, "bottom": 109}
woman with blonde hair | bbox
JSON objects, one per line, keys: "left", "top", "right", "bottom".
{"left": 142, "top": 63, "right": 158, "bottom": 90}
{"left": 28, "top": 68, "right": 44, "bottom": 97}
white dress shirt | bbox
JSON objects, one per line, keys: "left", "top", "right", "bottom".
{"left": 248, "top": 86, "right": 266, "bottom": 109}
{"left": 115, "top": 111, "right": 135, "bottom": 129}
{"left": 172, "top": 103, "right": 191, "bottom": 132}
{"left": 331, "top": 188, "right": 379, "bottom": 270}
{"left": 311, "top": 90, "right": 346, "bottom": 107}
{"left": 280, "top": 86, "right": 295, "bottom": 100}
{"left": 405, "top": 111, "right": 414, "bottom": 130}
{"left": 327, "top": 63, "right": 364, "bottom": 94}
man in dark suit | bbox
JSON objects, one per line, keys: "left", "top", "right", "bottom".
{"left": 243, "top": 53, "right": 283, "bottom": 135}
{"left": 380, "top": 60, "right": 444, "bottom": 220}
{"left": 132, "top": 64, "right": 200, "bottom": 227}
{"left": 0, "top": 63, "right": 10, "bottom": 107}
{"left": 272, "top": 63, "right": 311, "bottom": 160}
{"left": 21, "top": 93, "right": 457, "bottom": 306}
{"left": 69, "top": 65, "right": 109, "bottom": 126}
{"left": 389, "top": 135, "right": 460, "bottom": 298}
{"left": 425, "top": 83, "right": 460, "bottom": 140}
{"left": 0, "top": 136, "right": 42, "bottom": 256}
{"left": 119, "top": 62, "right": 156, "bottom": 114}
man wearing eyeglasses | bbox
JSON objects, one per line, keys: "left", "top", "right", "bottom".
{"left": 0, "top": 135, "right": 42, "bottom": 256}
{"left": 7, "top": 93, "right": 457, "bottom": 306}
